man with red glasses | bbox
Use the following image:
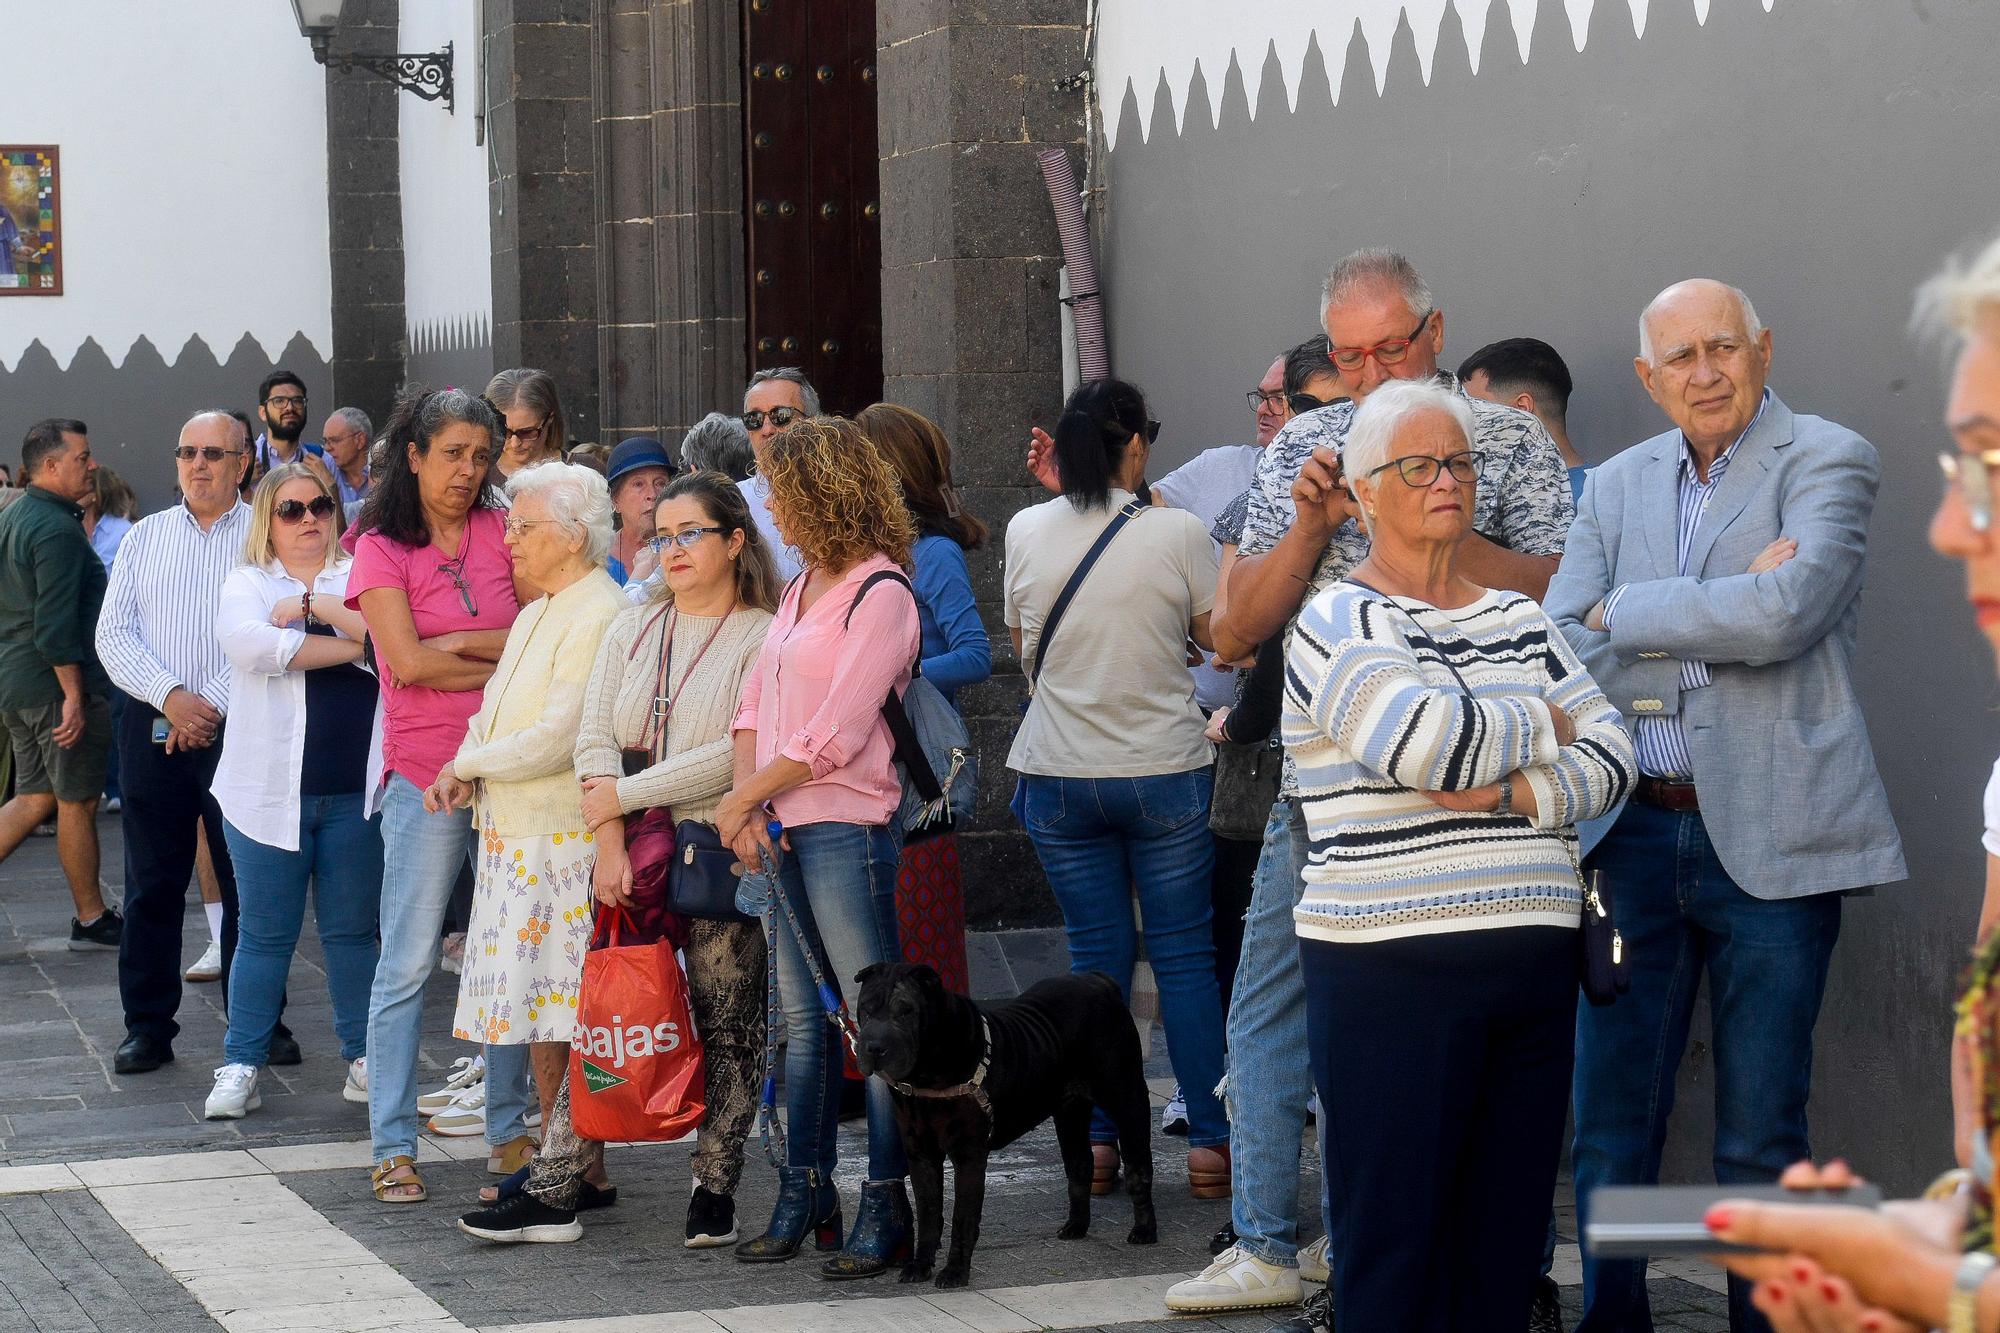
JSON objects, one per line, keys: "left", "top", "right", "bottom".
{"left": 1165, "top": 249, "right": 1573, "bottom": 1330}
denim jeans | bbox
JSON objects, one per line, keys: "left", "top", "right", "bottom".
{"left": 1225, "top": 799, "right": 1321, "bottom": 1265}
{"left": 1018, "top": 767, "right": 1227, "bottom": 1149}
{"left": 221, "top": 796, "right": 382, "bottom": 1067}
{"left": 366, "top": 774, "right": 533, "bottom": 1162}
{"left": 1574, "top": 799, "right": 1842, "bottom": 1333}
{"left": 772, "top": 820, "right": 907, "bottom": 1181}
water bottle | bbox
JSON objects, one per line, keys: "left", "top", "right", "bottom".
{"left": 733, "top": 817, "right": 784, "bottom": 917}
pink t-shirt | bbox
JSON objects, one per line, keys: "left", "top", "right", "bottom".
{"left": 733, "top": 553, "right": 921, "bottom": 829}
{"left": 346, "top": 507, "right": 520, "bottom": 789}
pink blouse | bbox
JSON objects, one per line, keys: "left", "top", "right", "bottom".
{"left": 733, "top": 553, "right": 921, "bottom": 829}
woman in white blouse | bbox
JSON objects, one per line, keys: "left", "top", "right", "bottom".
{"left": 204, "top": 464, "right": 383, "bottom": 1120}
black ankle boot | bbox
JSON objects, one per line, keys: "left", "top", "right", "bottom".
{"left": 820, "top": 1178, "right": 911, "bottom": 1280}
{"left": 735, "top": 1167, "right": 842, "bottom": 1262}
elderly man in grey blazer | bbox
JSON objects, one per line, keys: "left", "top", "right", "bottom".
{"left": 1546, "top": 279, "right": 1906, "bottom": 1333}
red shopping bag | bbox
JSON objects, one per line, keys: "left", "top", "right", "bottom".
{"left": 568, "top": 909, "right": 706, "bottom": 1143}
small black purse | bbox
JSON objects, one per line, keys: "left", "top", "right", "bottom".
{"left": 1578, "top": 862, "right": 1630, "bottom": 1006}
{"left": 668, "top": 819, "right": 751, "bottom": 922}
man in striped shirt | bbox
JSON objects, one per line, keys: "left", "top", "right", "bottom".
{"left": 95, "top": 411, "right": 258, "bottom": 1076}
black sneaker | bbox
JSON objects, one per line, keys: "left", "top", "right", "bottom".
{"left": 685, "top": 1184, "right": 738, "bottom": 1248}
{"left": 1278, "top": 1285, "right": 1332, "bottom": 1333}
{"left": 69, "top": 907, "right": 123, "bottom": 952}
{"left": 266, "top": 1029, "right": 302, "bottom": 1066}
{"left": 1529, "top": 1275, "right": 1564, "bottom": 1333}
{"left": 456, "top": 1191, "right": 581, "bottom": 1244}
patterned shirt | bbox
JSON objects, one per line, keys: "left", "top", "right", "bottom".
{"left": 1237, "top": 372, "right": 1578, "bottom": 792}
{"left": 1600, "top": 394, "right": 1768, "bottom": 778}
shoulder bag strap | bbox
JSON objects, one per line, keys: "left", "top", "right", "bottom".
{"left": 843, "top": 570, "right": 942, "bottom": 804}
{"left": 1030, "top": 500, "right": 1145, "bottom": 690}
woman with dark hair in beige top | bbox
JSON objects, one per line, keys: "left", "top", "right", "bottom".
{"left": 456, "top": 469, "right": 779, "bottom": 1249}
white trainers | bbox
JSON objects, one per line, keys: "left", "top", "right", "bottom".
{"left": 1298, "top": 1234, "right": 1329, "bottom": 1284}
{"left": 204, "top": 1063, "right": 262, "bottom": 1120}
{"left": 1164, "top": 1245, "right": 1303, "bottom": 1312}
{"left": 184, "top": 939, "right": 222, "bottom": 983}
{"left": 427, "top": 1080, "right": 488, "bottom": 1136}
{"left": 342, "top": 1057, "right": 369, "bottom": 1104}
{"left": 1161, "top": 1084, "right": 1190, "bottom": 1136}
{"left": 417, "top": 1055, "right": 484, "bottom": 1115}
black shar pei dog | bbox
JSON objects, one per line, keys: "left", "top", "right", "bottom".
{"left": 853, "top": 961, "right": 1157, "bottom": 1289}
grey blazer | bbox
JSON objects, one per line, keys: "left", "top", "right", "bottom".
{"left": 1545, "top": 393, "right": 1906, "bottom": 899}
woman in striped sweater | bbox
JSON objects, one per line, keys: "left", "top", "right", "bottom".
{"left": 1282, "top": 380, "right": 1635, "bottom": 1331}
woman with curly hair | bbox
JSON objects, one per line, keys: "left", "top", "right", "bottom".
{"left": 718, "top": 416, "right": 920, "bottom": 1278}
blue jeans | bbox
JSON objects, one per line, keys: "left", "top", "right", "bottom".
{"left": 1018, "top": 768, "right": 1227, "bottom": 1149}
{"left": 1574, "top": 799, "right": 1842, "bottom": 1333}
{"left": 221, "top": 796, "right": 382, "bottom": 1067}
{"left": 366, "top": 774, "right": 533, "bottom": 1162}
{"left": 773, "top": 820, "right": 907, "bottom": 1181}
{"left": 1225, "top": 798, "right": 1324, "bottom": 1265}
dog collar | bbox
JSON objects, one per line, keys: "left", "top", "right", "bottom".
{"left": 890, "top": 1015, "right": 993, "bottom": 1116}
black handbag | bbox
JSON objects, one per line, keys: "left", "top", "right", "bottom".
{"left": 668, "top": 818, "right": 751, "bottom": 922}
{"left": 1577, "top": 861, "right": 1630, "bottom": 1006}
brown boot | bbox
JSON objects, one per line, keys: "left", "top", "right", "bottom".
{"left": 1188, "top": 1143, "right": 1231, "bottom": 1199}
{"left": 1091, "top": 1142, "right": 1120, "bottom": 1196}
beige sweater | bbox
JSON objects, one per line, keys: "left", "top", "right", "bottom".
{"left": 573, "top": 600, "right": 773, "bottom": 827}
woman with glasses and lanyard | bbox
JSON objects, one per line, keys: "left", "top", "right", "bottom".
{"left": 1004, "top": 377, "right": 1232, "bottom": 1199}
{"left": 203, "top": 464, "right": 382, "bottom": 1121}
{"left": 348, "top": 387, "right": 536, "bottom": 1204}
{"left": 457, "top": 470, "right": 779, "bottom": 1247}
{"left": 485, "top": 368, "right": 569, "bottom": 492}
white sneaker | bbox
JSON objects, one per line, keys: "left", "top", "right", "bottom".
{"left": 526, "top": 1106, "right": 543, "bottom": 1130}
{"left": 1161, "top": 1084, "right": 1190, "bottom": 1136}
{"left": 417, "top": 1055, "right": 484, "bottom": 1115}
{"left": 1164, "top": 1245, "right": 1303, "bottom": 1312}
{"left": 1298, "top": 1234, "right": 1329, "bottom": 1284}
{"left": 204, "top": 1063, "right": 262, "bottom": 1120}
{"left": 184, "top": 939, "right": 222, "bottom": 983}
{"left": 342, "top": 1057, "right": 368, "bottom": 1104}
{"left": 427, "top": 1080, "right": 488, "bottom": 1136}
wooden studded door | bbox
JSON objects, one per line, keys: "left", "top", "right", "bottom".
{"left": 742, "top": 0, "right": 883, "bottom": 417}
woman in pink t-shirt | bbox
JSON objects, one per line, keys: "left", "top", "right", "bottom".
{"left": 718, "top": 417, "right": 921, "bottom": 1277}
{"left": 345, "top": 387, "right": 529, "bottom": 1204}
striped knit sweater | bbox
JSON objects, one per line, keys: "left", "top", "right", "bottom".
{"left": 1282, "top": 582, "right": 1635, "bottom": 944}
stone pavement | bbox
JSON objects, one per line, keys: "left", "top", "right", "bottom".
{"left": 0, "top": 816, "right": 1732, "bottom": 1331}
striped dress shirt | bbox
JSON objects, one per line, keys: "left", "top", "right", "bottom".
{"left": 1601, "top": 395, "right": 1769, "bottom": 778}
{"left": 96, "top": 501, "right": 252, "bottom": 712}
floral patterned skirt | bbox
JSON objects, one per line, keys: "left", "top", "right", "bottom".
{"left": 452, "top": 817, "right": 597, "bottom": 1046}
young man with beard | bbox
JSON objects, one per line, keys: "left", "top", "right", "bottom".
{"left": 250, "top": 371, "right": 325, "bottom": 482}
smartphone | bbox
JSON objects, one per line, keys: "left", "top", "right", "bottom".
{"left": 1585, "top": 1183, "right": 1882, "bottom": 1259}
{"left": 150, "top": 715, "right": 171, "bottom": 745}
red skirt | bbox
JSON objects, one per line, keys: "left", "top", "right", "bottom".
{"left": 896, "top": 832, "right": 969, "bottom": 995}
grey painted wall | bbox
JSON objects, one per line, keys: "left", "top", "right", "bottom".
{"left": 1101, "top": 0, "right": 2000, "bottom": 1193}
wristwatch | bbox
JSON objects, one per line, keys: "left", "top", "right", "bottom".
{"left": 1496, "top": 777, "right": 1514, "bottom": 817}
{"left": 1951, "top": 1249, "right": 1997, "bottom": 1333}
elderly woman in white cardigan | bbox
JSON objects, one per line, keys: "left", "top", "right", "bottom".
{"left": 426, "top": 462, "right": 625, "bottom": 1137}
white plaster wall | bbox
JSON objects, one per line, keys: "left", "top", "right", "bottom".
{"left": 400, "top": 0, "right": 492, "bottom": 345}
{"left": 1096, "top": 0, "right": 1777, "bottom": 147}
{"left": 0, "top": 1, "right": 332, "bottom": 370}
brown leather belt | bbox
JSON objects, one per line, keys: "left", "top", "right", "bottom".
{"left": 1635, "top": 776, "right": 1700, "bottom": 812}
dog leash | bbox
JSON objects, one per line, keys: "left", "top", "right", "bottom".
{"left": 751, "top": 867, "right": 865, "bottom": 1170}
{"left": 888, "top": 1014, "right": 994, "bottom": 1118}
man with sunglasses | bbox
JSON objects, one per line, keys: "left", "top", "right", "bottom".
{"left": 1165, "top": 249, "right": 1574, "bottom": 1330}
{"left": 735, "top": 366, "right": 816, "bottom": 581}
{"left": 1546, "top": 279, "right": 1905, "bottom": 1333}
{"left": 96, "top": 411, "right": 274, "bottom": 1076}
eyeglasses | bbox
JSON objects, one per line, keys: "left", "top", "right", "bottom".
{"left": 1941, "top": 449, "right": 2000, "bottom": 532}
{"left": 1328, "top": 311, "right": 1434, "bottom": 374}
{"left": 502, "top": 515, "right": 555, "bottom": 539}
{"left": 645, "top": 526, "right": 727, "bottom": 553}
{"left": 503, "top": 417, "right": 549, "bottom": 444}
{"left": 273, "top": 496, "right": 337, "bottom": 523}
{"left": 1366, "top": 451, "right": 1478, "bottom": 488}
{"left": 1245, "top": 389, "right": 1287, "bottom": 411}
{"left": 174, "top": 446, "right": 243, "bottom": 463}
{"left": 437, "top": 556, "right": 477, "bottom": 616}
{"left": 741, "top": 407, "right": 804, "bottom": 432}
{"left": 264, "top": 394, "right": 307, "bottom": 410}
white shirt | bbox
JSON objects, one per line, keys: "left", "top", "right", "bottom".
{"left": 1983, "top": 757, "right": 2000, "bottom": 859}
{"left": 209, "top": 560, "right": 382, "bottom": 850}
{"left": 96, "top": 501, "right": 251, "bottom": 711}
{"left": 737, "top": 477, "right": 803, "bottom": 582}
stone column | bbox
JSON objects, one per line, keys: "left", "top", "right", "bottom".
{"left": 876, "top": 0, "right": 1090, "bottom": 925}
{"left": 484, "top": 0, "right": 601, "bottom": 441}
{"left": 323, "top": 0, "right": 407, "bottom": 420}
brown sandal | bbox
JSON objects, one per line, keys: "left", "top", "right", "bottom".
{"left": 371, "top": 1155, "right": 427, "bottom": 1203}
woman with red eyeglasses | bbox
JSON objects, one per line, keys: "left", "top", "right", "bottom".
{"left": 203, "top": 464, "right": 384, "bottom": 1123}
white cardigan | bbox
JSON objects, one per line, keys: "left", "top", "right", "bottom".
{"left": 210, "top": 559, "right": 383, "bottom": 851}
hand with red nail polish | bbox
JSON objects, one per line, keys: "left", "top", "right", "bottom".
{"left": 1703, "top": 1197, "right": 1948, "bottom": 1332}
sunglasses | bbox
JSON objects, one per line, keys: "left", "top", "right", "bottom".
{"left": 174, "top": 446, "right": 242, "bottom": 463}
{"left": 645, "top": 526, "right": 726, "bottom": 553}
{"left": 502, "top": 417, "right": 549, "bottom": 445}
{"left": 274, "top": 496, "right": 337, "bottom": 523}
{"left": 741, "top": 406, "right": 804, "bottom": 431}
